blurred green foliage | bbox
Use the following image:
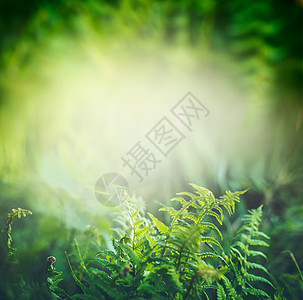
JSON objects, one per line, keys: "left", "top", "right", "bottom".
{"left": 0, "top": 0, "right": 302, "bottom": 299}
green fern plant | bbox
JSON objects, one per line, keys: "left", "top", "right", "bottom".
{"left": 218, "top": 205, "right": 274, "bottom": 299}
{"left": 147, "top": 184, "right": 247, "bottom": 298}
{"left": 53, "top": 184, "right": 248, "bottom": 299}
{"left": 45, "top": 184, "right": 280, "bottom": 299}
{"left": 45, "top": 255, "right": 70, "bottom": 299}
{"left": 1, "top": 207, "right": 32, "bottom": 262}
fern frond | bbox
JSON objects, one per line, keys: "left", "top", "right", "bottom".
{"left": 246, "top": 261, "right": 269, "bottom": 274}
{"left": 182, "top": 212, "right": 199, "bottom": 224}
{"left": 221, "top": 275, "right": 242, "bottom": 300}
{"left": 246, "top": 272, "right": 275, "bottom": 288}
{"left": 217, "top": 282, "right": 227, "bottom": 300}
{"left": 207, "top": 211, "right": 223, "bottom": 225}
{"left": 2, "top": 208, "right": 32, "bottom": 260}
{"left": 200, "top": 236, "right": 223, "bottom": 251}
{"left": 95, "top": 281, "right": 125, "bottom": 299}
{"left": 134, "top": 226, "right": 148, "bottom": 239}
{"left": 197, "top": 261, "right": 228, "bottom": 284}
{"left": 65, "top": 251, "right": 88, "bottom": 294}
{"left": 246, "top": 249, "right": 267, "bottom": 259}
{"left": 88, "top": 257, "right": 119, "bottom": 272}
{"left": 148, "top": 213, "right": 169, "bottom": 235}
{"left": 226, "top": 205, "right": 275, "bottom": 298}
{"left": 88, "top": 267, "right": 112, "bottom": 281}
{"left": 245, "top": 287, "right": 270, "bottom": 297}
{"left": 200, "top": 222, "right": 223, "bottom": 240}
{"left": 96, "top": 250, "right": 117, "bottom": 260}
{"left": 119, "top": 243, "right": 142, "bottom": 267}
{"left": 159, "top": 207, "right": 178, "bottom": 218}
{"left": 197, "top": 252, "right": 224, "bottom": 260}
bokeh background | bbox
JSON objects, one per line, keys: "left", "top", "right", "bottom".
{"left": 0, "top": 0, "right": 302, "bottom": 298}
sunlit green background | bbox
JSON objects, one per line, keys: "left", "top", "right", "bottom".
{"left": 0, "top": 0, "right": 302, "bottom": 298}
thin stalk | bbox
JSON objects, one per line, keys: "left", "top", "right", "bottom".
{"left": 290, "top": 251, "right": 303, "bottom": 281}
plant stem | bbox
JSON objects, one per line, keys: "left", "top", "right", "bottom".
{"left": 289, "top": 251, "right": 303, "bottom": 281}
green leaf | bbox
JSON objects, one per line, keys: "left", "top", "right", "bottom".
{"left": 119, "top": 243, "right": 142, "bottom": 267}
{"left": 217, "top": 283, "right": 227, "bottom": 300}
{"left": 207, "top": 211, "right": 223, "bottom": 225}
{"left": 246, "top": 273, "right": 275, "bottom": 288}
{"left": 201, "top": 222, "right": 223, "bottom": 240}
{"left": 249, "top": 239, "right": 269, "bottom": 247}
{"left": 134, "top": 220, "right": 144, "bottom": 227}
{"left": 148, "top": 213, "right": 169, "bottom": 234}
{"left": 159, "top": 207, "right": 178, "bottom": 218}
{"left": 135, "top": 226, "right": 148, "bottom": 239}
{"left": 247, "top": 250, "right": 267, "bottom": 259}
{"left": 246, "top": 261, "right": 269, "bottom": 274}
{"left": 65, "top": 251, "right": 87, "bottom": 294}
{"left": 200, "top": 236, "right": 223, "bottom": 251}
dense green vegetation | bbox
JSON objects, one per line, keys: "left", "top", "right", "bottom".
{"left": 0, "top": 0, "right": 302, "bottom": 299}
{"left": 3, "top": 185, "right": 290, "bottom": 299}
